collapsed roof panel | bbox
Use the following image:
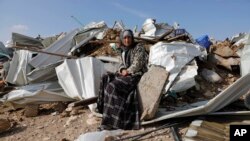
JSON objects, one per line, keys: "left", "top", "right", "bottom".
{"left": 12, "top": 32, "right": 43, "bottom": 48}
{"left": 27, "top": 60, "right": 63, "bottom": 83}
{"left": 0, "top": 81, "right": 73, "bottom": 108}
{"left": 29, "top": 21, "right": 108, "bottom": 69}
{"left": 28, "top": 28, "right": 81, "bottom": 68}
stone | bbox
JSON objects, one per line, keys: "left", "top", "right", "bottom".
{"left": 0, "top": 118, "right": 11, "bottom": 133}
{"left": 54, "top": 102, "right": 66, "bottom": 113}
{"left": 203, "top": 90, "right": 214, "bottom": 98}
{"left": 137, "top": 65, "right": 169, "bottom": 120}
{"left": 201, "top": 68, "right": 222, "bottom": 83}
{"left": 24, "top": 104, "right": 39, "bottom": 117}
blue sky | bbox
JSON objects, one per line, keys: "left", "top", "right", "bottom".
{"left": 0, "top": 0, "right": 250, "bottom": 43}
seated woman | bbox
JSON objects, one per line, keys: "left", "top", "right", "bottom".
{"left": 97, "top": 29, "right": 148, "bottom": 130}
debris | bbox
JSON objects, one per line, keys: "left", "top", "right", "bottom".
{"left": 200, "top": 68, "right": 222, "bottom": 83}
{"left": 184, "top": 120, "right": 229, "bottom": 141}
{"left": 208, "top": 54, "right": 240, "bottom": 71}
{"left": 149, "top": 41, "right": 204, "bottom": 93}
{"left": 54, "top": 102, "right": 67, "bottom": 113}
{"left": 0, "top": 18, "right": 249, "bottom": 141}
{"left": 24, "top": 104, "right": 39, "bottom": 117}
{"left": 243, "top": 91, "right": 250, "bottom": 109}
{"left": 75, "top": 130, "right": 123, "bottom": 141}
{"left": 170, "top": 126, "right": 181, "bottom": 141}
{"left": 195, "top": 35, "right": 212, "bottom": 49}
{"left": 86, "top": 117, "right": 100, "bottom": 125}
{"left": 142, "top": 73, "right": 250, "bottom": 125}
{"left": 203, "top": 90, "right": 214, "bottom": 99}
{"left": 0, "top": 118, "right": 11, "bottom": 133}
{"left": 67, "top": 97, "right": 98, "bottom": 108}
{"left": 64, "top": 116, "right": 78, "bottom": 127}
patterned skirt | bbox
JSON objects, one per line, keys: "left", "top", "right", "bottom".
{"left": 97, "top": 72, "right": 141, "bottom": 130}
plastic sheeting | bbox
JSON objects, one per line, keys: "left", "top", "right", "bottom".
{"left": 149, "top": 42, "right": 204, "bottom": 93}
{"left": 0, "top": 82, "right": 73, "bottom": 108}
{"left": 75, "top": 130, "right": 123, "bottom": 141}
{"left": 56, "top": 57, "right": 107, "bottom": 111}
{"left": 5, "top": 50, "right": 33, "bottom": 86}
{"left": 142, "top": 73, "right": 250, "bottom": 125}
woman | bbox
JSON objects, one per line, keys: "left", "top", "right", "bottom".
{"left": 97, "top": 29, "right": 148, "bottom": 130}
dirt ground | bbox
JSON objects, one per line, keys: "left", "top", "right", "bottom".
{"left": 0, "top": 102, "right": 188, "bottom": 141}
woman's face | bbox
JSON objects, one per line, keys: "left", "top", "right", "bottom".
{"left": 123, "top": 36, "right": 132, "bottom": 47}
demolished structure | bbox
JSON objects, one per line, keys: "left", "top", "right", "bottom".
{"left": 1, "top": 18, "right": 250, "bottom": 140}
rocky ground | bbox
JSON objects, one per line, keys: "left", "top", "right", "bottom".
{"left": 0, "top": 102, "right": 189, "bottom": 141}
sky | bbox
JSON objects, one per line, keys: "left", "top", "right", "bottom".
{"left": 0, "top": 0, "right": 250, "bottom": 43}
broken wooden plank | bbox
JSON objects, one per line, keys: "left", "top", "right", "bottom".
{"left": 156, "top": 28, "right": 174, "bottom": 41}
{"left": 13, "top": 45, "right": 78, "bottom": 59}
{"left": 67, "top": 96, "right": 98, "bottom": 108}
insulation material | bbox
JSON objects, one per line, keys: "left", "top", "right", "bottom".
{"left": 149, "top": 42, "right": 204, "bottom": 93}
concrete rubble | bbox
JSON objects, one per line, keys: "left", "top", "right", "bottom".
{"left": 0, "top": 18, "right": 250, "bottom": 141}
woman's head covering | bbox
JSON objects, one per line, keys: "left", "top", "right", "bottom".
{"left": 120, "top": 29, "right": 134, "bottom": 50}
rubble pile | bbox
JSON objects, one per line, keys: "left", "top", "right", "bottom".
{"left": 0, "top": 18, "right": 250, "bottom": 141}
{"left": 90, "top": 29, "right": 121, "bottom": 57}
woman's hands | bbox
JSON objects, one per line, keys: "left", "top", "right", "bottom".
{"left": 121, "top": 69, "right": 129, "bottom": 76}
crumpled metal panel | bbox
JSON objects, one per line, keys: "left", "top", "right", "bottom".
{"left": 27, "top": 60, "right": 63, "bottom": 83}
{"left": 55, "top": 57, "right": 107, "bottom": 111}
{"left": 12, "top": 32, "right": 43, "bottom": 47}
{"left": 0, "top": 81, "right": 73, "bottom": 107}
{"left": 142, "top": 73, "right": 250, "bottom": 125}
{"left": 5, "top": 50, "right": 33, "bottom": 86}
